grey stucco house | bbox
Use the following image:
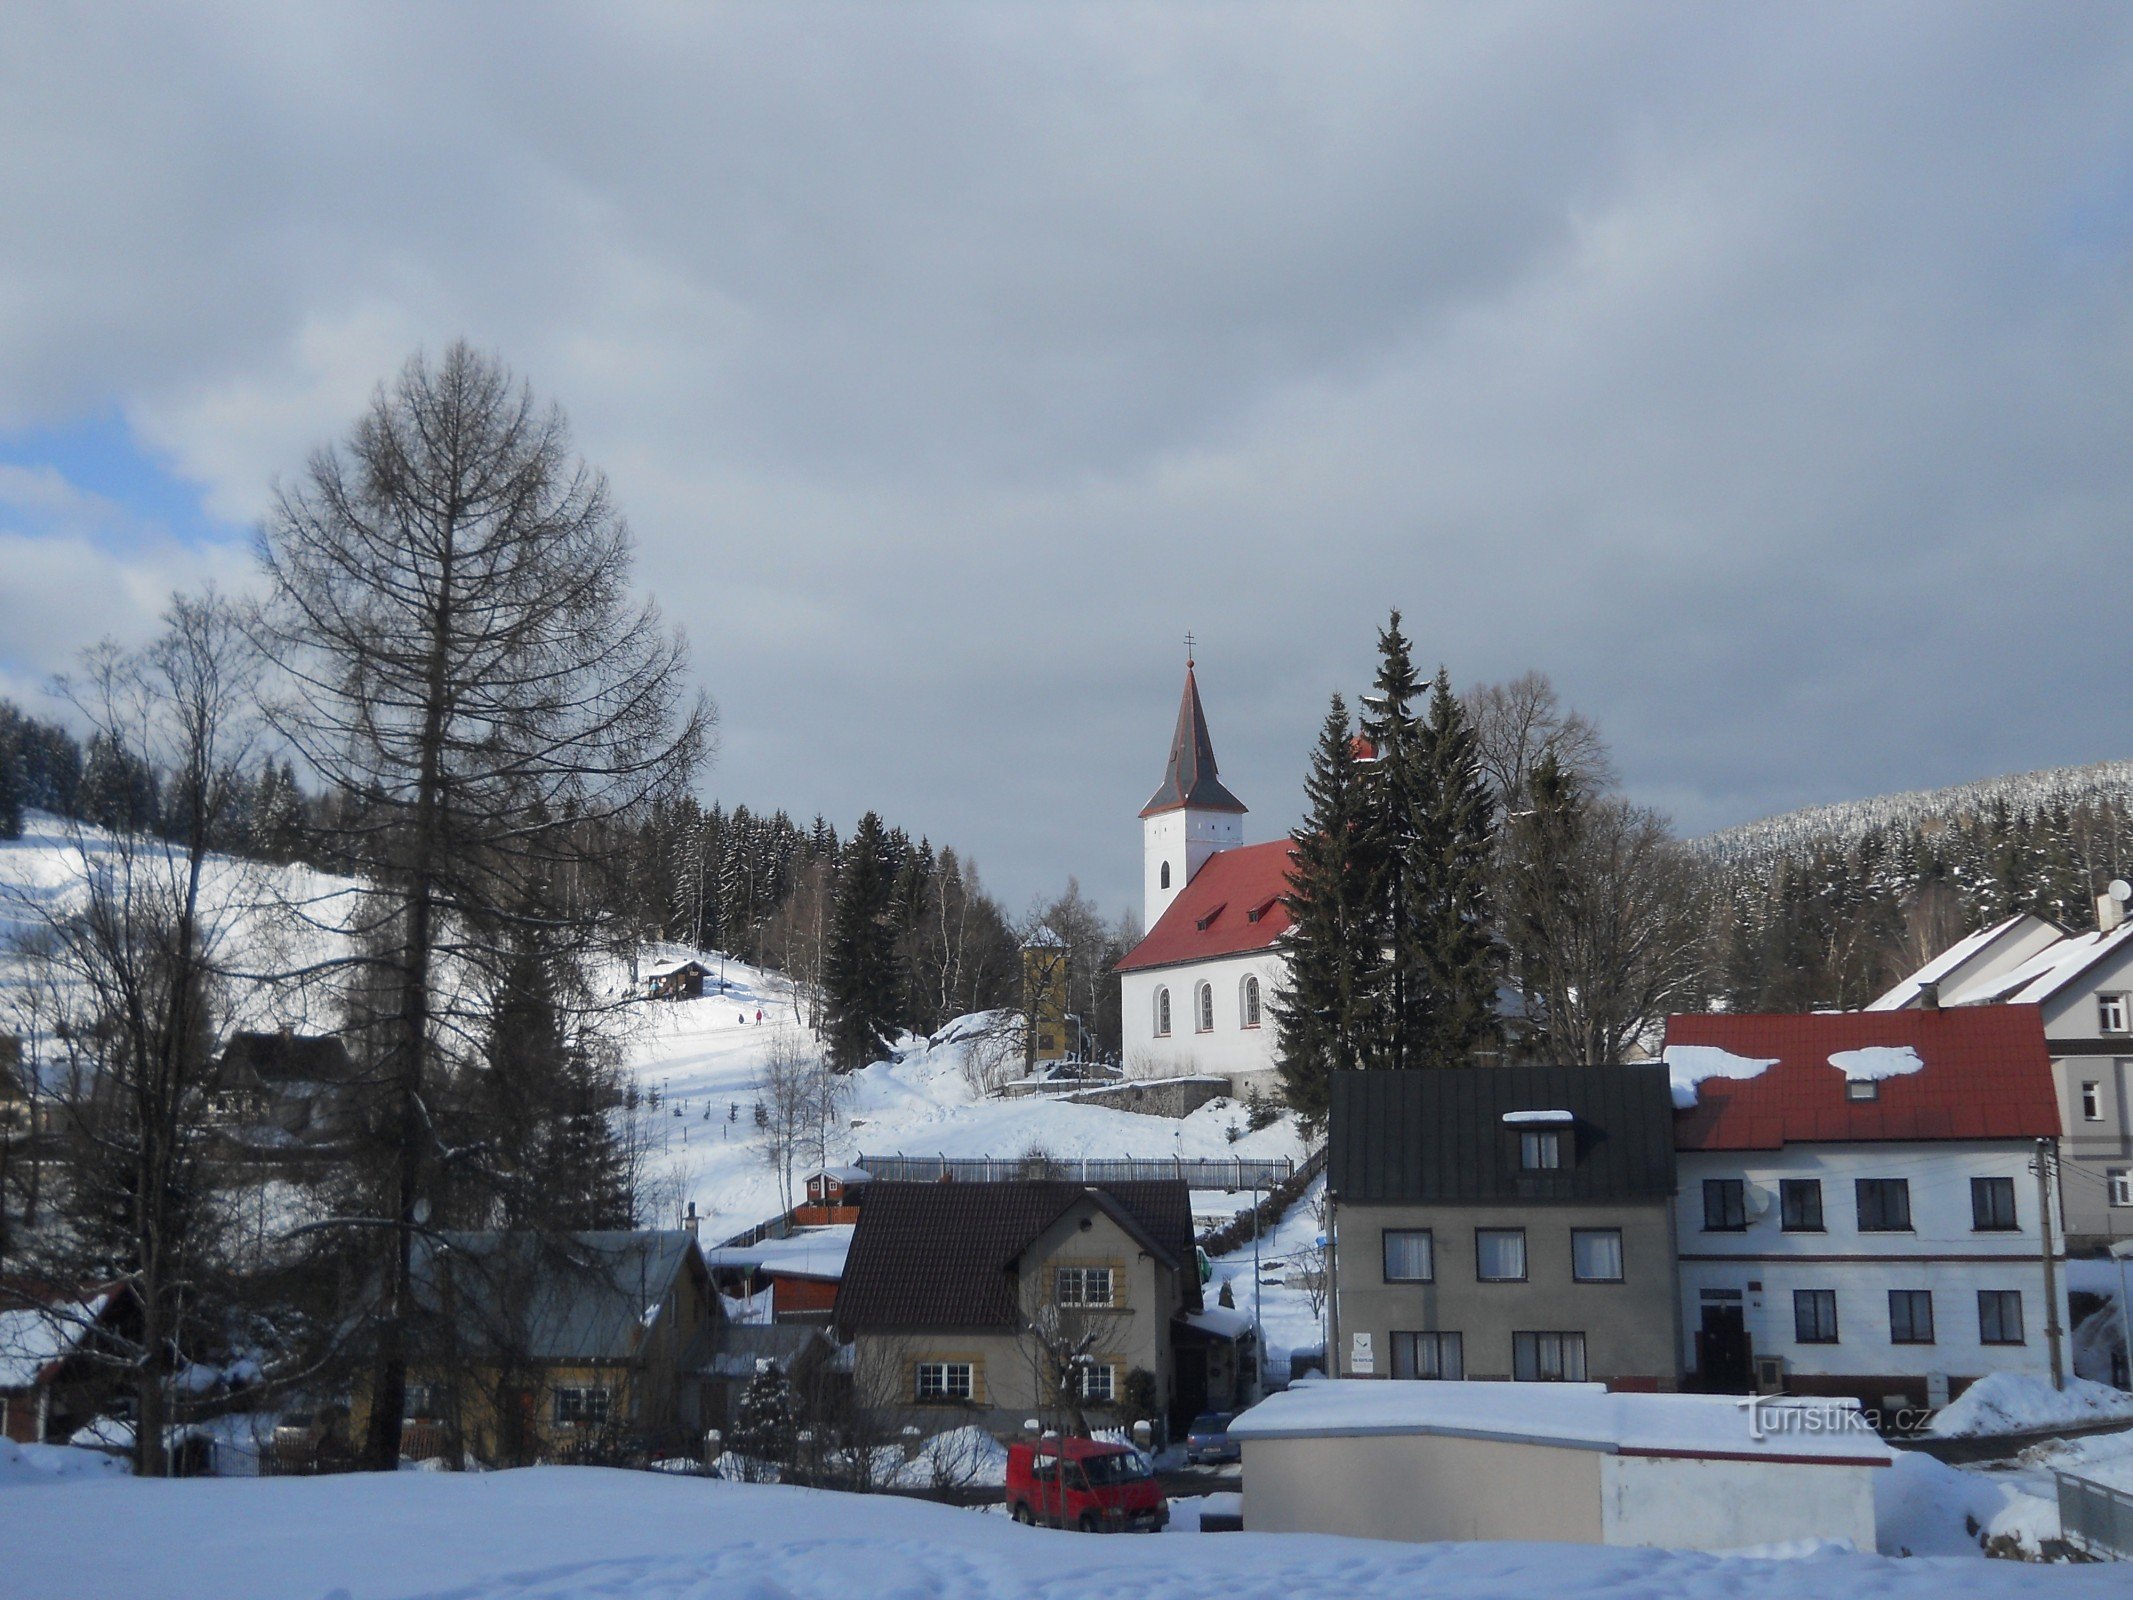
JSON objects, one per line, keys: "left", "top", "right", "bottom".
{"left": 1328, "top": 1065, "right": 1681, "bottom": 1387}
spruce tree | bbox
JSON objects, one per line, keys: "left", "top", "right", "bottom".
{"left": 824, "top": 811, "right": 905, "bottom": 1070}
{"left": 1273, "top": 695, "right": 1380, "bottom": 1126}
{"left": 730, "top": 1360, "right": 798, "bottom": 1480}
{"left": 1411, "top": 669, "right": 1501, "bottom": 1065}
{"left": 1358, "top": 612, "right": 1429, "bottom": 1068}
{"left": 0, "top": 727, "right": 22, "bottom": 839}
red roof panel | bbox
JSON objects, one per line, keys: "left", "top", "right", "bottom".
{"left": 1665, "top": 1006, "right": 2059, "bottom": 1151}
{"left": 1115, "top": 839, "right": 1296, "bottom": 972}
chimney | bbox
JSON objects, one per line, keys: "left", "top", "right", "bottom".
{"left": 1918, "top": 980, "right": 1941, "bottom": 1011}
{"left": 682, "top": 1200, "right": 699, "bottom": 1237}
{"left": 2100, "top": 889, "right": 2128, "bottom": 935}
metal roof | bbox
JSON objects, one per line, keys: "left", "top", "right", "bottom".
{"left": 1140, "top": 664, "right": 1247, "bottom": 818}
{"left": 408, "top": 1230, "right": 703, "bottom": 1363}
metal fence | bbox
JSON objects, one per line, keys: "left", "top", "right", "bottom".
{"left": 2058, "top": 1469, "right": 2133, "bottom": 1560}
{"left": 854, "top": 1154, "right": 1297, "bottom": 1189}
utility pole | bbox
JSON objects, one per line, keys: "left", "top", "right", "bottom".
{"left": 1251, "top": 1177, "right": 1264, "bottom": 1398}
{"left": 1324, "top": 1193, "right": 1340, "bottom": 1379}
{"left": 2033, "top": 1138, "right": 2065, "bottom": 1390}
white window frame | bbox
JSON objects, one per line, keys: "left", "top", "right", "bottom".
{"left": 1194, "top": 982, "right": 1214, "bottom": 1033}
{"left": 1154, "top": 988, "right": 1170, "bottom": 1038}
{"left": 2107, "top": 1169, "right": 2132, "bottom": 1207}
{"left": 2099, "top": 993, "right": 2127, "bottom": 1034}
{"left": 1055, "top": 1265, "right": 1116, "bottom": 1308}
{"left": 2082, "top": 1081, "right": 2103, "bottom": 1122}
{"left": 553, "top": 1385, "right": 613, "bottom": 1427}
{"left": 1068, "top": 1361, "right": 1115, "bottom": 1403}
{"left": 1240, "top": 975, "right": 1261, "bottom": 1029}
{"left": 914, "top": 1361, "right": 974, "bottom": 1402}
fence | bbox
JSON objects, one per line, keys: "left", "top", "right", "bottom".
{"left": 854, "top": 1154, "right": 1298, "bottom": 1189}
{"left": 2058, "top": 1469, "right": 2133, "bottom": 1560}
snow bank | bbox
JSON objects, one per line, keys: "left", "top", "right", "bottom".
{"left": 1925, "top": 1373, "right": 2133, "bottom": 1438}
{"left": 1665, "top": 1044, "right": 1779, "bottom": 1110}
{"left": 1828, "top": 1046, "right": 1924, "bottom": 1082}
{"left": 0, "top": 1439, "right": 130, "bottom": 1487}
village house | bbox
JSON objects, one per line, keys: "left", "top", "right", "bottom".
{"left": 350, "top": 1229, "right": 716, "bottom": 1465}
{"left": 0, "top": 1280, "right": 139, "bottom": 1445}
{"left": 1666, "top": 1006, "right": 2071, "bottom": 1412}
{"left": 205, "top": 1031, "right": 358, "bottom": 1148}
{"left": 1868, "top": 891, "right": 2133, "bottom": 1250}
{"left": 642, "top": 959, "right": 712, "bottom": 1001}
{"left": 1328, "top": 1065, "right": 1681, "bottom": 1387}
{"left": 833, "top": 1179, "right": 1242, "bottom": 1439}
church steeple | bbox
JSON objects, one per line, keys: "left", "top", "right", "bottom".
{"left": 1141, "top": 655, "right": 1247, "bottom": 926}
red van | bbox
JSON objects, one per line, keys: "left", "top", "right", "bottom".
{"left": 1005, "top": 1437, "right": 1168, "bottom": 1532}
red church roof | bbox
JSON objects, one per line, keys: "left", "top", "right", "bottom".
{"left": 1665, "top": 1007, "right": 2060, "bottom": 1151}
{"left": 1116, "top": 839, "right": 1297, "bottom": 973}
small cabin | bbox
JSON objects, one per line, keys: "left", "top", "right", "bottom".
{"left": 644, "top": 960, "right": 711, "bottom": 1001}
{"left": 798, "top": 1166, "right": 871, "bottom": 1223}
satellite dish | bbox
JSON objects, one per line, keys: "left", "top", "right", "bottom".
{"left": 2111, "top": 880, "right": 2132, "bottom": 905}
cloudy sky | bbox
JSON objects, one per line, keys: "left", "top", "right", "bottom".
{"left": 3, "top": 4, "right": 2131, "bottom": 914}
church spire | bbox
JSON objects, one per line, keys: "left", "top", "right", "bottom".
{"left": 1140, "top": 660, "right": 1249, "bottom": 819}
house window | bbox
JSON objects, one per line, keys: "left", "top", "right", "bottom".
{"left": 1195, "top": 983, "right": 1214, "bottom": 1033}
{"left": 2099, "top": 994, "right": 2127, "bottom": 1034}
{"left": 1889, "top": 1290, "right": 1935, "bottom": 1345}
{"left": 1794, "top": 1290, "right": 1839, "bottom": 1345}
{"left": 1520, "top": 1131, "right": 1562, "bottom": 1171}
{"left": 1068, "top": 1362, "right": 1115, "bottom": 1402}
{"left": 1475, "top": 1228, "right": 1527, "bottom": 1282}
{"left": 553, "top": 1386, "right": 613, "bottom": 1427}
{"left": 1856, "top": 1178, "right": 1912, "bottom": 1232}
{"left": 1844, "top": 1079, "right": 1878, "bottom": 1102}
{"left": 1571, "top": 1229, "right": 1624, "bottom": 1283}
{"left": 1971, "top": 1176, "right": 2018, "bottom": 1232}
{"left": 1512, "top": 1331, "right": 1587, "bottom": 1382}
{"left": 2110, "top": 1169, "right": 2133, "bottom": 1208}
{"left": 1780, "top": 1179, "right": 1824, "bottom": 1232}
{"left": 1382, "top": 1229, "right": 1434, "bottom": 1283}
{"left": 1056, "top": 1265, "right": 1116, "bottom": 1307}
{"left": 1160, "top": 861, "right": 1171, "bottom": 891}
{"left": 1702, "top": 1179, "right": 1747, "bottom": 1232}
{"left": 1978, "top": 1291, "right": 2025, "bottom": 1346}
{"left": 2083, "top": 1081, "right": 2103, "bottom": 1122}
{"left": 1154, "top": 988, "right": 1171, "bottom": 1037}
{"left": 1391, "top": 1331, "right": 1464, "bottom": 1380}
{"left": 1241, "top": 976, "right": 1261, "bottom": 1028}
{"left": 915, "top": 1362, "right": 975, "bottom": 1402}
{"left": 403, "top": 1382, "right": 449, "bottom": 1420}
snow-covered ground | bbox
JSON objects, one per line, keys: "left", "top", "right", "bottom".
{"left": 1927, "top": 1373, "right": 2133, "bottom": 1439}
{"left": 3, "top": 1462, "right": 2130, "bottom": 1600}
{"left": 1202, "top": 1174, "right": 1328, "bottom": 1377}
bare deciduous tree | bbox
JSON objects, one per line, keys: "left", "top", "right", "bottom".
{"left": 1466, "top": 671, "right": 1615, "bottom": 808}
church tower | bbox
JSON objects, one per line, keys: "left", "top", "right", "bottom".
{"left": 1141, "top": 657, "right": 1247, "bottom": 927}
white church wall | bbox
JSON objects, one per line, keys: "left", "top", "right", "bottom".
{"left": 1120, "top": 951, "right": 1286, "bottom": 1097}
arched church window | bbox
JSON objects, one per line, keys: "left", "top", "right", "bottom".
{"left": 1195, "top": 982, "right": 1214, "bottom": 1033}
{"left": 1241, "top": 976, "right": 1261, "bottom": 1028}
{"left": 1155, "top": 987, "right": 1171, "bottom": 1037}
{"left": 1160, "top": 861, "right": 1171, "bottom": 890}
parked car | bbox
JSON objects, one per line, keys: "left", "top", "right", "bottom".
{"left": 1005, "top": 1437, "right": 1168, "bottom": 1532}
{"left": 1183, "top": 1412, "right": 1237, "bottom": 1465}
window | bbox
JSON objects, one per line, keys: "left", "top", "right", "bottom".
{"left": 553, "top": 1386, "right": 613, "bottom": 1426}
{"left": 2110, "top": 1169, "right": 2133, "bottom": 1208}
{"left": 1055, "top": 1265, "right": 1116, "bottom": 1307}
{"left": 1520, "top": 1131, "right": 1562, "bottom": 1171}
{"left": 1856, "top": 1178, "right": 1912, "bottom": 1232}
{"left": 1844, "top": 1079, "right": 1878, "bottom": 1102}
{"left": 1889, "top": 1289, "right": 1935, "bottom": 1345}
{"left": 1160, "top": 861, "right": 1171, "bottom": 891}
{"left": 1794, "top": 1289, "right": 1839, "bottom": 1344}
{"left": 1195, "top": 983, "right": 1214, "bottom": 1033}
{"left": 1475, "top": 1228, "right": 1527, "bottom": 1282}
{"left": 403, "top": 1383, "right": 449, "bottom": 1420}
{"left": 1382, "top": 1229, "right": 1434, "bottom": 1283}
{"left": 1571, "top": 1229, "right": 1624, "bottom": 1283}
{"left": 1154, "top": 988, "right": 1171, "bottom": 1037}
{"left": 1971, "top": 1176, "right": 2018, "bottom": 1232}
{"left": 1241, "top": 976, "right": 1261, "bottom": 1028}
{"left": 1703, "top": 1179, "right": 1747, "bottom": 1232}
{"left": 1391, "top": 1331, "right": 1464, "bottom": 1380}
{"left": 1512, "top": 1332, "right": 1587, "bottom": 1382}
{"left": 914, "top": 1362, "right": 975, "bottom": 1402}
{"left": 1978, "top": 1291, "right": 2025, "bottom": 1346}
{"left": 2083, "top": 1081, "right": 2103, "bottom": 1122}
{"left": 1780, "top": 1179, "right": 1825, "bottom": 1232}
{"left": 1068, "top": 1362, "right": 1115, "bottom": 1402}
{"left": 2099, "top": 994, "right": 2127, "bottom": 1034}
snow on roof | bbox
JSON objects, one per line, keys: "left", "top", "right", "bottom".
{"left": 702, "top": 1226, "right": 854, "bottom": 1281}
{"left": 0, "top": 1294, "right": 108, "bottom": 1389}
{"left": 811, "top": 1165, "right": 871, "bottom": 1185}
{"left": 1947, "top": 920, "right": 2133, "bottom": 1007}
{"left": 1828, "top": 1046, "right": 1923, "bottom": 1082}
{"left": 1865, "top": 915, "right": 2040, "bottom": 1010}
{"left": 1180, "top": 1304, "right": 1255, "bottom": 1340}
{"left": 1663, "top": 1044, "right": 1778, "bottom": 1110}
{"left": 1228, "top": 1380, "right": 1893, "bottom": 1465}
{"left": 1499, "top": 1109, "right": 1575, "bottom": 1125}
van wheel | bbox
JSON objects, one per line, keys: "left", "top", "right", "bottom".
{"left": 1077, "top": 1513, "right": 1099, "bottom": 1534}
{"left": 1011, "top": 1503, "right": 1034, "bottom": 1525}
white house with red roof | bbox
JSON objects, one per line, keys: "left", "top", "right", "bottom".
{"left": 1664, "top": 1007, "right": 2071, "bottom": 1414}
{"left": 1113, "top": 663, "right": 1294, "bottom": 1098}
{"left": 1867, "top": 893, "right": 2133, "bottom": 1250}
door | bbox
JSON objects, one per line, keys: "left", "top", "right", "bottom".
{"left": 1699, "top": 1305, "right": 1751, "bottom": 1392}
{"left": 1174, "top": 1345, "right": 1209, "bottom": 1426}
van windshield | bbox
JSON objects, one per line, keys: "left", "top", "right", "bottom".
{"left": 1079, "top": 1451, "right": 1152, "bottom": 1486}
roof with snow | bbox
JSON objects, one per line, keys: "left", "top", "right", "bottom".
{"left": 1330, "top": 1066, "right": 1676, "bottom": 1206}
{"left": 1936, "top": 919, "right": 2133, "bottom": 1008}
{"left": 1665, "top": 1007, "right": 2059, "bottom": 1150}
{"left": 1865, "top": 913, "right": 2065, "bottom": 1011}
{"left": 1114, "top": 838, "right": 1296, "bottom": 973}
{"left": 1140, "top": 664, "right": 1247, "bottom": 818}
{"left": 1228, "top": 1379, "right": 1893, "bottom": 1466}
{"left": 703, "top": 1226, "right": 854, "bottom": 1282}
{"left": 834, "top": 1180, "right": 1197, "bottom": 1333}
{"left": 0, "top": 1289, "right": 117, "bottom": 1390}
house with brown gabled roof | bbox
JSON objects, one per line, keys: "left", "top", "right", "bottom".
{"left": 833, "top": 1179, "right": 1233, "bottom": 1438}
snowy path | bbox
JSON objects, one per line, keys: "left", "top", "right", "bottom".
{"left": 0, "top": 1467, "right": 2124, "bottom": 1600}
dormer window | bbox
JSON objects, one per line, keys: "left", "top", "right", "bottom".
{"left": 1845, "top": 1079, "right": 1878, "bottom": 1102}
{"left": 1196, "top": 903, "right": 1226, "bottom": 931}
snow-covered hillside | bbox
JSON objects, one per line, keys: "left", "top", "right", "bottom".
{"left": 1694, "top": 760, "right": 2133, "bottom": 869}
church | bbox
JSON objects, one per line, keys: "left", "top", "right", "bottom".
{"left": 1114, "top": 662, "right": 1296, "bottom": 1100}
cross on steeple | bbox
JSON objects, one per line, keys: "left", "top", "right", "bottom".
{"left": 1183, "top": 629, "right": 1195, "bottom": 667}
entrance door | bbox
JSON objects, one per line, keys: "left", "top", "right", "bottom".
{"left": 1699, "top": 1305, "right": 1751, "bottom": 1392}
